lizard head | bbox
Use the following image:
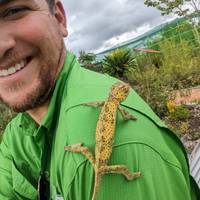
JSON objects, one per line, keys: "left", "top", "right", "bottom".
{"left": 109, "top": 82, "right": 130, "bottom": 102}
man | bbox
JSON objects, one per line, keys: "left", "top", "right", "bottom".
{"left": 0, "top": 0, "right": 199, "bottom": 199}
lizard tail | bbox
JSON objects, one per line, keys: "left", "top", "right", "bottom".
{"left": 91, "top": 171, "right": 101, "bottom": 200}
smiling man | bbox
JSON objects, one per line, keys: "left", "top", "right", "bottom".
{"left": 0, "top": 0, "right": 199, "bottom": 200}
{"left": 0, "top": 0, "right": 67, "bottom": 122}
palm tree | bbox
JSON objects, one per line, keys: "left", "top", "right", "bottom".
{"left": 78, "top": 51, "right": 96, "bottom": 67}
{"left": 102, "top": 48, "right": 137, "bottom": 79}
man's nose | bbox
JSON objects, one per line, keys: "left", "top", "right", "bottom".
{"left": 0, "top": 33, "right": 16, "bottom": 59}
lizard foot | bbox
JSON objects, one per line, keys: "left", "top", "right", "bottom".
{"left": 64, "top": 143, "right": 83, "bottom": 152}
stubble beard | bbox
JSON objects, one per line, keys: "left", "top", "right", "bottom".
{"left": 0, "top": 41, "right": 65, "bottom": 113}
{"left": 0, "top": 62, "right": 53, "bottom": 113}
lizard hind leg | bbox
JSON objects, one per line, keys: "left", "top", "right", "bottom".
{"left": 64, "top": 143, "right": 95, "bottom": 167}
{"left": 99, "top": 165, "right": 141, "bottom": 181}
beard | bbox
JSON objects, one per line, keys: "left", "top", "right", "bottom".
{"left": 0, "top": 41, "right": 65, "bottom": 113}
{"left": 0, "top": 62, "right": 54, "bottom": 113}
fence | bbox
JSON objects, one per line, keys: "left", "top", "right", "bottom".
{"left": 190, "top": 141, "right": 200, "bottom": 187}
{"left": 96, "top": 17, "right": 200, "bottom": 73}
{"left": 132, "top": 18, "right": 200, "bottom": 67}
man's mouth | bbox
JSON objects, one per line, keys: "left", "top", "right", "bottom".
{"left": 0, "top": 57, "right": 32, "bottom": 78}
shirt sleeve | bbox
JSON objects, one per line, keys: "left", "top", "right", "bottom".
{"left": 0, "top": 126, "right": 16, "bottom": 200}
{"left": 66, "top": 143, "right": 196, "bottom": 200}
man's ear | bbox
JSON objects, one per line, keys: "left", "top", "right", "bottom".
{"left": 54, "top": 0, "right": 68, "bottom": 37}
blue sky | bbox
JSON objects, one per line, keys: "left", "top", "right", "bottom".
{"left": 61, "top": 0, "right": 174, "bottom": 54}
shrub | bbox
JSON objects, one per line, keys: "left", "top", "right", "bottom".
{"left": 102, "top": 48, "right": 137, "bottom": 80}
{"left": 128, "top": 36, "right": 200, "bottom": 116}
{"left": 127, "top": 62, "right": 172, "bottom": 116}
{"left": 168, "top": 105, "right": 190, "bottom": 121}
{"left": 159, "top": 39, "right": 200, "bottom": 89}
{"left": 0, "top": 104, "right": 15, "bottom": 142}
{"left": 167, "top": 100, "right": 176, "bottom": 113}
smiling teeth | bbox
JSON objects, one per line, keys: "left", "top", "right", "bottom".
{"left": 0, "top": 60, "right": 27, "bottom": 77}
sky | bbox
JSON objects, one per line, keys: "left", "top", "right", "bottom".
{"left": 61, "top": 0, "right": 174, "bottom": 54}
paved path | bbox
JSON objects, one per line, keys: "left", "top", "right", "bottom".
{"left": 175, "top": 86, "right": 200, "bottom": 104}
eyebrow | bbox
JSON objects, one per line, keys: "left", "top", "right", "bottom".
{"left": 0, "top": 0, "right": 14, "bottom": 6}
{"left": 0, "top": 0, "right": 19, "bottom": 7}
{"left": 0, "top": 0, "right": 37, "bottom": 7}
{"left": 0, "top": 0, "right": 36, "bottom": 7}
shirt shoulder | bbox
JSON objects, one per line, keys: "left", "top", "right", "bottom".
{"left": 59, "top": 63, "right": 188, "bottom": 171}
{"left": 64, "top": 63, "right": 187, "bottom": 157}
{"left": 3, "top": 112, "right": 37, "bottom": 138}
{"left": 66, "top": 63, "right": 164, "bottom": 125}
{"left": 2, "top": 113, "right": 22, "bottom": 140}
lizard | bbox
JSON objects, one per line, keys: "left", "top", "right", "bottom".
{"left": 64, "top": 82, "right": 141, "bottom": 200}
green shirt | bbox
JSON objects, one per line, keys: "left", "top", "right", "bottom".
{"left": 0, "top": 52, "right": 199, "bottom": 200}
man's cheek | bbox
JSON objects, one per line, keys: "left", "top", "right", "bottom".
{"left": 14, "top": 14, "right": 52, "bottom": 42}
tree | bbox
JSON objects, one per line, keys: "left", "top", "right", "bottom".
{"left": 144, "top": 0, "right": 200, "bottom": 44}
{"left": 144, "top": 0, "right": 200, "bottom": 18}
{"left": 78, "top": 51, "right": 96, "bottom": 67}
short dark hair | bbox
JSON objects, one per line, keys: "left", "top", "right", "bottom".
{"left": 46, "top": 0, "right": 55, "bottom": 12}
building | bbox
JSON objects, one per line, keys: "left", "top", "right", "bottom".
{"left": 95, "top": 17, "right": 188, "bottom": 60}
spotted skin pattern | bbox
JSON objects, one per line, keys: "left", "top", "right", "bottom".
{"left": 64, "top": 82, "right": 141, "bottom": 200}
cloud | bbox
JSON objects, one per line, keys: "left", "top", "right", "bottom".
{"left": 61, "top": 0, "right": 173, "bottom": 54}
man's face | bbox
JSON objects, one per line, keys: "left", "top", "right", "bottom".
{"left": 0, "top": 0, "right": 67, "bottom": 112}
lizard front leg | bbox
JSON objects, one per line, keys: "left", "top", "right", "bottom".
{"left": 99, "top": 165, "right": 141, "bottom": 180}
{"left": 118, "top": 107, "right": 137, "bottom": 121}
{"left": 82, "top": 101, "right": 105, "bottom": 108}
{"left": 64, "top": 143, "right": 95, "bottom": 167}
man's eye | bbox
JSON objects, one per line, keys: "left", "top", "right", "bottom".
{"left": 3, "top": 7, "right": 29, "bottom": 18}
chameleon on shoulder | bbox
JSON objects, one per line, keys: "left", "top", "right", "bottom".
{"left": 64, "top": 82, "right": 141, "bottom": 200}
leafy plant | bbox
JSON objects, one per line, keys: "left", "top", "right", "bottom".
{"left": 102, "top": 48, "right": 137, "bottom": 79}
{"left": 168, "top": 105, "right": 190, "bottom": 120}
{"left": 180, "top": 122, "right": 189, "bottom": 135}
{"left": 167, "top": 100, "right": 176, "bottom": 113}
{"left": 78, "top": 51, "right": 96, "bottom": 67}
{"left": 128, "top": 64, "right": 172, "bottom": 116}
{"left": 159, "top": 39, "right": 200, "bottom": 89}
{"left": 0, "top": 104, "right": 15, "bottom": 142}
{"left": 78, "top": 51, "right": 103, "bottom": 73}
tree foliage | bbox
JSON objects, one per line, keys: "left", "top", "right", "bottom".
{"left": 102, "top": 48, "right": 137, "bottom": 79}
{"left": 78, "top": 51, "right": 96, "bottom": 67}
{"left": 144, "top": 0, "right": 200, "bottom": 18}
{"left": 144, "top": 1, "right": 200, "bottom": 45}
